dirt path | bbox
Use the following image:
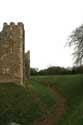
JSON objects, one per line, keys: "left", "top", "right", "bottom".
{"left": 33, "top": 85, "right": 66, "bottom": 125}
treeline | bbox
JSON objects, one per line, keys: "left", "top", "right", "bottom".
{"left": 30, "top": 66, "right": 83, "bottom": 75}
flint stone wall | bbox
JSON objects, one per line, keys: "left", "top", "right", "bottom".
{"left": 0, "top": 22, "right": 25, "bottom": 85}
{"left": 25, "top": 51, "right": 30, "bottom": 79}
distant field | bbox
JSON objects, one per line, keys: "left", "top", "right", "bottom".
{"left": 0, "top": 74, "right": 82, "bottom": 125}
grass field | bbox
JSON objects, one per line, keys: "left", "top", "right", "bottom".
{"left": 0, "top": 74, "right": 82, "bottom": 125}
{"left": 28, "top": 74, "right": 83, "bottom": 125}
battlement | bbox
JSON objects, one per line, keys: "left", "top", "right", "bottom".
{"left": 3, "top": 22, "right": 24, "bottom": 27}
{"left": 2, "top": 22, "right": 24, "bottom": 33}
{"left": 0, "top": 22, "right": 25, "bottom": 85}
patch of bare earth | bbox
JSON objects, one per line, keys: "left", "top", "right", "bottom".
{"left": 33, "top": 84, "right": 66, "bottom": 125}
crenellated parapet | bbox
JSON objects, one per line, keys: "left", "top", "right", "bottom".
{"left": 3, "top": 22, "right": 24, "bottom": 28}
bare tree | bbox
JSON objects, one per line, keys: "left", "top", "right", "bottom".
{"left": 68, "top": 24, "right": 83, "bottom": 66}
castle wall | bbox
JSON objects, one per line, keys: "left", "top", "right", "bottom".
{"left": 25, "top": 51, "right": 30, "bottom": 79}
{"left": 0, "top": 22, "right": 25, "bottom": 85}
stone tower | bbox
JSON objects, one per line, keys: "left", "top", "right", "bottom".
{"left": 0, "top": 22, "right": 25, "bottom": 85}
{"left": 25, "top": 50, "right": 30, "bottom": 79}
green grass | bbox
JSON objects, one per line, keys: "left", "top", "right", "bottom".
{"left": 0, "top": 82, "right": 57, "bottom": 125}
{"left": 30, "top": 74, "right": 83, "bottom": 125}
{"left": 25, "top": 80, "right": 57, "bottom": 119}
{"left": 0, "top": 74, "right": 82, "bottom": 125}
{"left": 0, "top": 83, "right": 44, "bottom": 124}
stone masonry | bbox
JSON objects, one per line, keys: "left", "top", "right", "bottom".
{"left": 25, "top": 50, "right": 30, "bottom": 79}
{"left": 0, "top": 22, "right": 25, "bottom": 85}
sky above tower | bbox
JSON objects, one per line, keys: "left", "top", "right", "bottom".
{"left": 0, "top": 0, "right": 83, "bottom": 69}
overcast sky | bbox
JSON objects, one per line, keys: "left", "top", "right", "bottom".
{"left": 0, "top": 0, "right": 83, "bottom": 69}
